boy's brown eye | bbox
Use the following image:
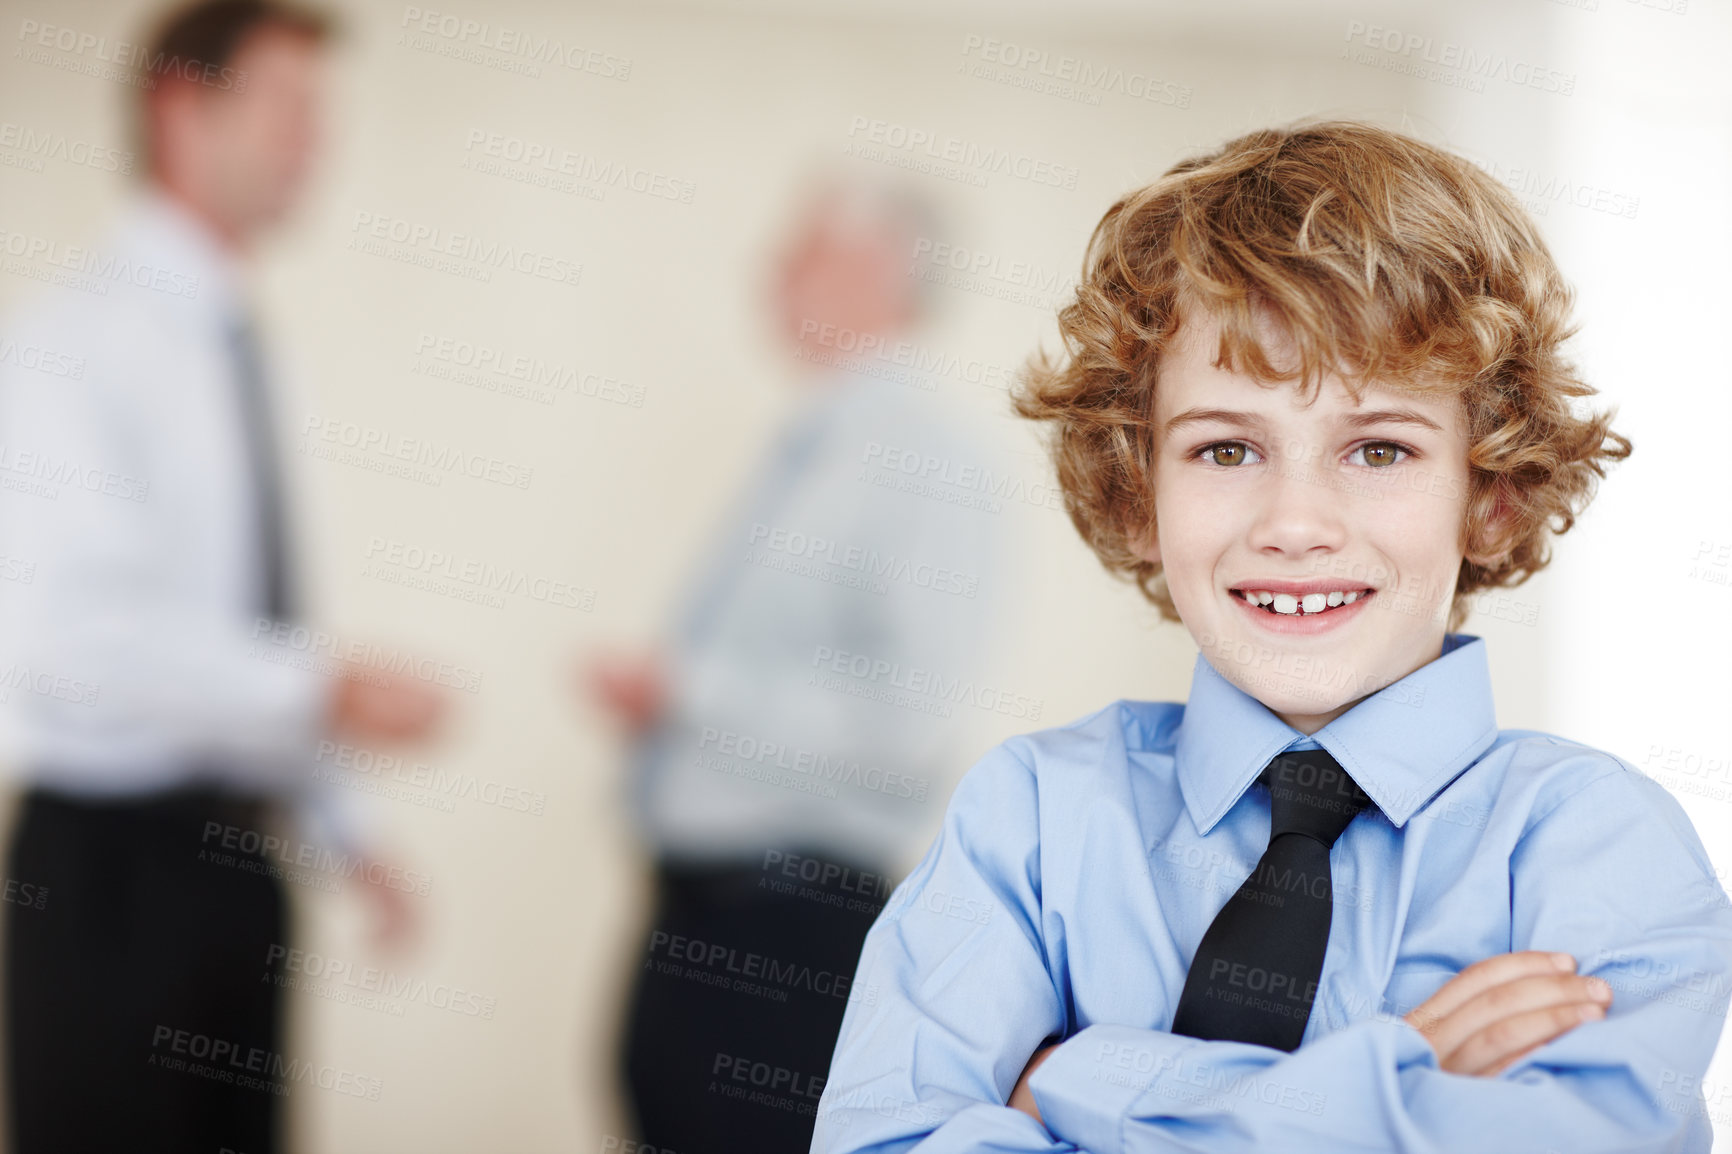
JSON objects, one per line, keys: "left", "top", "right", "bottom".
{"left": 1360, "top": 443, "right": 1402, "bottom": 467}
{"left": 1208, "top": 444, "right": 1247, "bottom": 466}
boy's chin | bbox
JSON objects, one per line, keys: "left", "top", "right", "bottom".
{"left": 1218, "top": 670, "right": 1360, "bottom": 721}
{"left": 1192, "top": 627, "right": 1432, "bottom": 724}
{"left": 1186, "top": 625, "right": 1368, "bottom": 717}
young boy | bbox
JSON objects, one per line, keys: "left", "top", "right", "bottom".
{"left": 811, "top": 121, "right": 1732, "bottom": 1152}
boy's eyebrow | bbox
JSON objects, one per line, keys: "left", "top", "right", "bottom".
{"left": 1160, "top": 406, "right": 1444, "bottom": 440}
{"left": 1339, "top": 408, "right": 1446, "bottom": 433}
{"left": 1160, "top": 408, "right": 1266, "bottom": 440}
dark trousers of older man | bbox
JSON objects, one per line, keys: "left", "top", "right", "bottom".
{"left": 3, "top": 785, "right": 287, "bottom": 1154}
{"left": 622, "top": 853, "right": 883, "bottom": 1153}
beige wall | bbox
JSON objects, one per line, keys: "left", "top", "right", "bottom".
{"left": 1, "top": 0, "right": 1725, "bottom": 1149}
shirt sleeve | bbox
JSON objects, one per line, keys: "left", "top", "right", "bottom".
{"left": 812, "top": 738, "right": 1081, "bottom": 1152}
{"left": 1024, "top": 760, "right": 1732, "bottom": 1153}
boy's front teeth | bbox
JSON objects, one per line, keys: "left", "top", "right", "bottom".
{"left": 1240, "top": 589, "right": 1364, "bottom": 614}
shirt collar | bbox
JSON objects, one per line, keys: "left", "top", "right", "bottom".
{"left": 115, "top": 185, "right": 247, "bottom": 322}
{"left": 1172, "top": 633, "right": 1498, "bottom": 834}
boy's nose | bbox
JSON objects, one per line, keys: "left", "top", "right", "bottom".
{"left": 1246, "top": 457, "right": 1350, "bottom": 557}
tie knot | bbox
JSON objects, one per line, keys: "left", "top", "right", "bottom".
{"left": 1259, "top": 749, "right": 1372, "bottom": 848}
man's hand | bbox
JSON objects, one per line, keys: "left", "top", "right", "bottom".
{"left": 355, "top": 852, "right": 419, "bottom": 953}
{"left": 1403, "top": 950, "right": 1612, "bottom": 1076}
{"left": 331, "top": 669, "right": 445, "bottom": 744}
{"left": 584, "top": 649, "right": 668, "bottom": 735}
{"left": 1009, "top": 1041, "right": 1062, "bottom": 1123}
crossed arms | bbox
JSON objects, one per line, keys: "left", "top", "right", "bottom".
{"left": 812, "top": 742, "right": 1732, "bottom": 1153}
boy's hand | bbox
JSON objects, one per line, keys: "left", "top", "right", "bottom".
{"left": 1403, "top": 950, "right": 1612, "bottom": 1076}
{"left": 1008, "top": 1041, "right": 1061, "bottom": 1123}
{"left": 1009, "top": 950, "right": 1606, "bottom": 1121}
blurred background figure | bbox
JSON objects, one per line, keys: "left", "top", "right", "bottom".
{"left": 587, "top": 178, "right": 1002, "bottom": 1151}
{"left": 0, "top": 2, "right": 443, "bottom": 1151}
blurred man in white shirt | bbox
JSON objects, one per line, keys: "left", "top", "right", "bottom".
{"left": 0, "top": 3, "right": 441, "bottom": 1149}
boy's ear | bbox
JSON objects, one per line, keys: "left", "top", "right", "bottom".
{"left": 1463, "top": 540, "right": 1506, "bottom": 570}
{"left": 1129, "top": 517, "right": 1161, "bottom": 567}
{"left": 1463, "top": 488, "right": 1514, "bottom": 570}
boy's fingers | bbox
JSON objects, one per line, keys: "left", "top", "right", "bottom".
{"left": 1443, "top": 1001, "right": 1607, "bottom": 1077}
{"left": 1407, "top": 951, "right": 1574, "bottom": 1028}
{"left": 1422, "top": 972, "right": 1611, "bottom": 1063}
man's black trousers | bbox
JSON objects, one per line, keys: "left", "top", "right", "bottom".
{"left": 4, "top": 787, "right": 286, "bottom": 1154}
{"left": 622, "top": 854, "right": 884, "bottom": 1152}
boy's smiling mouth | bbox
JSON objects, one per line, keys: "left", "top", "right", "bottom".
{"left": 1228, "top": 580, "right": 1378, "bottom": 624}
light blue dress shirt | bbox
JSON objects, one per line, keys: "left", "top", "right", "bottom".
{"left": 630, "top": 371, "right": 1002, "bottom": 869}
{"left": 813, "top": 633, "right": 1732, "bottom": 1152}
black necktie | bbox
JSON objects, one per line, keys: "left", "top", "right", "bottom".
{"left": 227, "top": 314, "right": 295, "bottom": 622}
{"left": 1169, "top": 748, "right": 1374, "bottom": 1051}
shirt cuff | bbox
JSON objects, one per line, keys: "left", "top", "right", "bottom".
{"left": 1386, "top": 1012, "right": 1442, "bottom": 1069}
{"left": 1028, "top": 1024, "right": 1205, "bottom": 1152}
{"left": 1028, "top": 1017, "right": 1442, "bottom": 1152}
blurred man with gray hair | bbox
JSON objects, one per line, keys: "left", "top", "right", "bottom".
{"left": 589, "top": 178, "right": 1004, "bottom": 1151}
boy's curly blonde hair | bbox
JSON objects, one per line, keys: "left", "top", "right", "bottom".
{"left": 1012, "top": 120, "right": 1631, "bottom": 632}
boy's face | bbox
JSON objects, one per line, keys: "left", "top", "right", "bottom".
{"left": 1142, "top": 310, "right": 1472, "bottom": 734}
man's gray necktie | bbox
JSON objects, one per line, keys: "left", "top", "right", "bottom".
{"left": 226, "top": 314, "right": 294, "bottom": 622}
